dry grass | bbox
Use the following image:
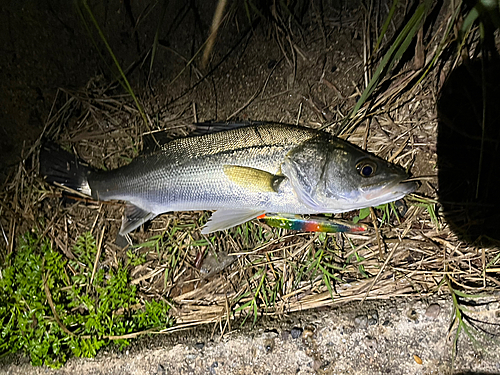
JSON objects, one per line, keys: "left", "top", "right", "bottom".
{"left": 1, "top": 0, "right": 499, "bottom": 339}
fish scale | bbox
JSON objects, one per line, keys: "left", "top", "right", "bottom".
{"left": 90, "top": 126, "right": 318, "bottom": 211}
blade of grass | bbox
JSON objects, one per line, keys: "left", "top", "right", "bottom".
{"left": 415, "top": 2, "right": 462, "bottom": 86}
{"left": 150, "top": 0, "right": 169, "bottom": 75}
{"left": 339, "top": 0, "right": 433, "bottom": 134}
{"left": 81, "top": 0, "right": 150, "bottom": 129}
{"left": 75, "top": 3, "right": 113, "bottom": 76}
{"left": 373, "top": 0, "right": 399, "bottom": 54}
{"left": 201, "top": 0, "right": 228, "bottom": 69}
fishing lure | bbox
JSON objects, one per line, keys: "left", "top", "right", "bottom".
{"left": 258, "top": 213, "right": 368, "bottom": 233}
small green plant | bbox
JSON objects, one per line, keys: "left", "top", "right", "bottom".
{"left": 409, "top": 195, "right": 440, "bottom": 229}
{"left": 234, "top": 268, "right": 267, "bottom": 326}
{"left": 0, "top": 233, "right": 69, "bottom": 367}
{"left": 134, "top": 228, "right": 184, "bottom": 289}
{"left": 353, "top": 207, "right": 372, "bottom": 224}
{"left": 233, "top": 252, "right": 285, "bottom": 327}
{"left": 345, "top": 248, "right": 370, "bottom": 279}
{"left": 353, "top": 202, "right": 400, "bottom": 225}
{"left": 445, "top": 276, "right": 499, "bottom": 363}
{"left": 0, "top": 231, "right": 173, "bottom": 368}
{"left": 292, "top": 238, "right": 344, "bottom": 299}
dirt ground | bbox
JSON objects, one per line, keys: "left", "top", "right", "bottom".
{"left": 1, "top": 0, "right": 500, "bottom": 374}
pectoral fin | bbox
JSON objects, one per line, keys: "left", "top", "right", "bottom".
{"left": 119, "top": 203, "right": 157, "bottom": 235}
{"left": 201, "top": 209, "right": 266, "bottom": 234}
{"left": 223, "top": 165, "right": 285, "bottom": 193}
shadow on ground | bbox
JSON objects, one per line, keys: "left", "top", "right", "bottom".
{"left": 437, "top": 57, "right": 500, "bottom": 246}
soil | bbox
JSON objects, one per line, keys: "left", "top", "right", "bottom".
{"left": 1, "top": 1, "right": 94, "bottom": 179}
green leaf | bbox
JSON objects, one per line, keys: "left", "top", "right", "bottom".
{"left": 353, "top": 207, "right": 371, "bottom": 223}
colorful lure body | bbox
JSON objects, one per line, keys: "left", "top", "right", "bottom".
{"left": 257, "top": 213, "right": 368, "bottom": 233}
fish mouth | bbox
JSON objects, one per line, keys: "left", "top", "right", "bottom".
{"left": 363, "top": 179, "right": 418, "bottom": 204}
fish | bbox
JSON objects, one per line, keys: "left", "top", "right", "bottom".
{"left": 40, "top": 123, "right": 417, "bottom": 235}
{"left": 258, "top": 213, "right": 368, "bottom": 233}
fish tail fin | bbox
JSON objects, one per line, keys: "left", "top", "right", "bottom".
{"left": 39, "top": 142, "right": 92, "bottom": 196}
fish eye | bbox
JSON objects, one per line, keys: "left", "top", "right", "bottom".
{"left": 356, "top": 160, "right": 377, "bottom": 177}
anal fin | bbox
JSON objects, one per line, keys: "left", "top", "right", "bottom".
{"left": 119, "top": 203, "right": 157, "bottom": 235}
{"left": 201, "top": 209, "right": 266, "bottom": 234}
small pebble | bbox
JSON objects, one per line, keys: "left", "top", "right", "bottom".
{"left": 367, "top": 310, "right": 379, "bottom": 326}
{"left": 406, "top": 309, "right": 419, "bottom": 321}
{"left": 425, "top": 304, "right": 441, "bottom": 319}
{"left": 364, "top": 336, "right": 378, "bottom": 350}
{"left": 281, "top": 330, "right": 290, "bottom": 341}
{"left": 354, "top": 315, "right": 368, "bottom": 329}
{"left": 302, "top": 325, "right": 315, "bottom": 340}
{"left": 115, "top": 234, "right": 129, "bottom": 248}
{"left": 321, "top": 360, "right": 330, "bottom": 370}
{"left": 200, "top": 251, "right": 237, "bottom": 278}
{"left": 195, "top": 342, "right": 205, "bottom": 350}
{"left": 157, "top": 364, "right": 166, "bottom": 375}
{"left": 291, "top": 327, "right": 303, "bottom": 339}
{"left": 313, "top": 359, "right": 322, "bottom": 372}
{"left": 263, "top": 338, "right": 275, "bottom": 353}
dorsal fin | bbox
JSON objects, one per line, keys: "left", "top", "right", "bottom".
{"left": 141, "top": 129, "right": 189, "bottom": 153}
{"left": 141, "top": 121, "right": 266, "bottom": 154}
{"left": 190, "top": 121, "right": 265, "bottom": 136}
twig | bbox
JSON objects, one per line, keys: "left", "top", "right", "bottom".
{"left": 295, "top": 102, "right": 303, "bottom": 125}
{"left": 360, "top": 240, "right": 402, "bottom": 304}
{"left": 370, "top": 207, "right": 383, "bottom": 258}
{"left": 43, "top": 272, "right": 77, "bottom": 337}
{"left": 90, "top": 226, "right": 105, "bottom": 286}
{"left": 202, "top": 0, "right": 229, "bottom": 69}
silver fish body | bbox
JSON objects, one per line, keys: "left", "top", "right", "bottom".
{"left": 41, "top": 123, "right": 416, "bottom": 234}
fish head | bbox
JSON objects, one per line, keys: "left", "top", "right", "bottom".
{"left": 283, "top": 137, "right": 417, "bottom": 212}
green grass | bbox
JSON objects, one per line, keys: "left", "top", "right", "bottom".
{"left": 339, "top": 0, "right": 433, "bottom": 133}
{"left": 234, "top": 268, "right": 268, "bottom": 326}
{"left": 295, "top": 238, "right": 344, "bottom": 298}
{"left": 445, "top": 276, "right": 500, "bottom": 364}
{"left": 353, "top": 202, "right": 401, "bottom": 226}
{"left": 77, "top": 0, "right": 150, "bottom": 129}
{"left": 0, "top": 231, "right": 173, "bottom": 368}
{"left": 229, "top": 230, "right": 345, "bottom": 325}
{"left": 408, "top": 195, "right": 440, "bottom": 229}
